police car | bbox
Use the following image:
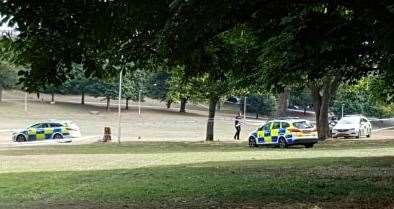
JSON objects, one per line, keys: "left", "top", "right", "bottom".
{"left": 248, "top": 119, "right": 319, "bottom": 148}
{"left": 12, "top": 120, "right": 81, "bottom": 142}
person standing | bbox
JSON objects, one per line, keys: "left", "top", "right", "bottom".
{"left": 234, "top": 112, "right": 242, "bottom": 140}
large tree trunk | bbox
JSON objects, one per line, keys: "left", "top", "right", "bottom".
{"left": 277, "top": 87, "right": 289, "bottom": 117}
{"left": 0, "top": 86, "right": 3, "bottom": 102}
{"left": 180, "top": 97, "right": 188, "bottom": 113}
{"left": 51, "top": 92, "right": 55, "bottom": 103}
{"left": 106, "top": 97, "right": 111, "bottom": 111}
{"left": 126, "top": 98, "right": 129, "bottom": 110}
{"left": 206, "top": 97, "right": 219, "bottom": 141}
{"left": 81, "top": 91, "right": 85, "bottom": 105}
{"left": 311, "top": 77, "right": 340, "bottom": 140}
{"left": 166, "top": 100, "right": 172, "bottom": 109}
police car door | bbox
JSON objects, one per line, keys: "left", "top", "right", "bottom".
{"left": 257, "top": 122, "right": 272, "bottom": 144}
{"left": 27, "top": 123, "right": 41, "bottom": 140}
{"left": 263, "top": 122, "right": 273, "bottom": 143}
{"left": 270, "top": 122, "right": 281, "bottom": 143}
{"left": 35, "top": 123, "right": 49, "bottom": 140}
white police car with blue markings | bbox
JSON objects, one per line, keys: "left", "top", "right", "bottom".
{"left": 248, "top": 119, "right": 319, "bottom": 148}
{"left": 12, "top": 120, "right": 81, "bottom": 142}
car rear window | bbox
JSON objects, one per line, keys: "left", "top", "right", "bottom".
{"left": 50, "top": 123, "right": 63, "bottom": 128}
{"left": 293, "top": 121, "right": 314, "bottom": 129}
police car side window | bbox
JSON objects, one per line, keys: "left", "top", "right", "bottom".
{"left": 281, "top": 122, "right": 290, "bottom": 129}
{"left": 272, "top": 122, "right": 280, "bottom": 129}
{"left": 263, "top": 123, "right": 272, "bottom": 130}
{"left": 30, "top": 124, "right": 41, "bottom": 128}
{"left": 50, "top": 123, "right": 63, "bottom": 128}
{"left": 39, "top": 124, "right": 49, "bottom": 128}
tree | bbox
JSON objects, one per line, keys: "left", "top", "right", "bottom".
{"left": 166, "top": 66, "right": 204, "bottom": 113}
{"left": 122, "top": 69, "right": 148, "bottom": 110}
{"left": 241, "top": 94, "right": 277, "bottom": 119}
{"left": 0, "top": 0, "right": 171, "bottom": 90}
{"left": 333, "top": 77, "right": 394, "bottom": 118}
{"left": 161, "top": 1, "right": 394, "bottom": 140}
{"left": 0, "top": 63, "right": 18, "bottom": 101}
{"left": 276, "top": 88, "right": 289, "bottom": 117}
{"left": 61, "top": 65, "right": 96, "bottom": 105}
{"left": 145, "top": 71, "right": 170, "bottom": 102}
{"left": 255, "top": 5, "right": 380, "bottom": 139}
{"left": 180, "top": 26, "right": 257, "bottom": 141}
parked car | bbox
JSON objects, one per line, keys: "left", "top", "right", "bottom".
{"left": 248, "top": 119, "right": 319, "bottom": 148}
{"left": 12, "top": 120, "right": 81, "bottom": 142}
{"left": 332, "top": 115, "right": 372, "bottom": 139}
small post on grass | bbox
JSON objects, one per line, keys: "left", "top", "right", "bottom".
{"left": 117, "top": 69, "right": 123, "bottom": 144}
{"left": 243, "top": 96, "right": 247, "bottom": 124}
{"left": 341, "top": 104, "right": 344, "bottom": 119}
{"left": 138, "top": 89, "right": 142, "bottom": 116}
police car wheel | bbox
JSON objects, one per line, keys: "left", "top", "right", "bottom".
{"left": 305, "top": 144, "right": 314, "bottom": 148}
{"left": 249, "top": 138, "right": 257, "bottom": 147}
{"left": 355, "top": 131, "right": 361, "bottom": 139}
{"left": 53, "top": 134, "right": 63, "bottom": 139}
{"left": 278, "top": 138, "right": 287, "bottom": 149}
{"left": 366, "top": 131, "right": 371, "bottom": 138}
{"left": 16, "top": 135, "right": 26, "bottom": 142}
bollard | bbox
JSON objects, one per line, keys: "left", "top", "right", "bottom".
{"left": 103, "top": 127, "right": 112, "bottom": 142}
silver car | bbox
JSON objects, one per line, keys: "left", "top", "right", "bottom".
{"left": 332, "top": 115, "right": 372, "bottom": 139}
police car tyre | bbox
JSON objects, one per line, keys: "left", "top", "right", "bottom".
{"left": 278, "top": 137, "right": 287, "bottom": 148}
{"left": 16, "top": 135, "right": 26, "bottom": 142}
{"left": 355, "top": 131, "right": 361, "bottom": 139}
{"left": 53, "top": 134, "right": 63, "bottom": 139}
{"left": 249, "top": 137, "right": 257, "bottom": 147}
{"left": 305, "top": 144, "right": 314, "bottom": 148}
{"left": 367, "top": 131, "right": 371, "bottom": 138}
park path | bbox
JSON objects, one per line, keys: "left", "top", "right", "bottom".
{"left": 0, "top": 147, "right": 393, "bottom": 174}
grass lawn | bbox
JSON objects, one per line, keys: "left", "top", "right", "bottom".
{"left": 0, "top": 140, "right": 393, "bottom": 209}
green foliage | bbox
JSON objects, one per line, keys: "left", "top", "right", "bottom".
{"left": 332, "top": 77, "right": 394, "bottom": 118}
{"left": 145, "top": 71, "right": 170, "bottom": 101}
{"left": 0, "top": 63, "right": 18, "bottom": 89}
{"left": 0, "top": 0, "right": 171, "bottom": 90}
{"left": 166, "top": 66, "right": 205, "bottom": 103}
{"left": 242, "top": 94, "right": 277, "bottom": 118}
{"left": 122, "top": 69, "right": 148, "bottom": 101}
{"left": 289, "top": 88, "right": 313, "bottom": 108}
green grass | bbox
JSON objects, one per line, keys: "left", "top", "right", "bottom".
{"left": 0, "top": 157, "right": 393, "bottom": 209}
{"left": 1, "top": 139, "right": 394, "bottom": 156}
{"left": 0, "top": 141, "right": 393, "bottom": 209}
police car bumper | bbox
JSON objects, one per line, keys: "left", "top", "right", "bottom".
{"left": 11, "top": 134, "right": 17, "bottom": 141}
{"left": 291, "top": 137, "right": 319, "bottom": 145}
{"left": 332, "top": 130, "right": 358, "bottom": 138}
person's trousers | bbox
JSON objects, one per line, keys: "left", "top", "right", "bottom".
{"left": 234, "top": 126, "right": 241, "bottom": 140}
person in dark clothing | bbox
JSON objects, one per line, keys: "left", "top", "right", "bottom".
{"left": 234, "top": 112, "right": 242, "bottom": 140}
